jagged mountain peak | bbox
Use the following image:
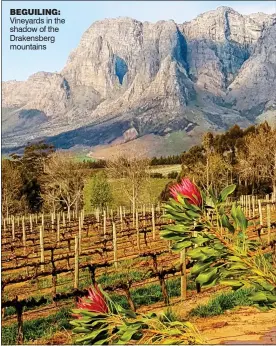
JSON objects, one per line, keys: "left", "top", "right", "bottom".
{"left": 2, "top": 6, "right": 276, "bottom": 154}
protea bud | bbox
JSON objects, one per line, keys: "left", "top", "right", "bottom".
{"left": 169, "top": 178, "right": 202, "bottom": 207}
{"left": 76, "top": 285, "right": 108, "bottom": 314}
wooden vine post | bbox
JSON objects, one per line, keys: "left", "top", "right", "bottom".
{"left": 103, "top": 210, "right": 107, "bottom": 236}
{"left": 267, "top": 203, "right": 271, "bottom": 244}
{"left": 252, "top": 195, "right": 255, "bottom": 217}
{"left": 74, "top": 235, "right": 79, "bottom": 289}
{"left": 112, "top": 222, "right": 118, "bottom": 269}
{"left": 39, "top": 226, "right": 45, "bottom": 272}
{"left": 57, "top": 214, "right": 60, "bottom": 244}
{"left": 136, "top": 210, "right": 141, "bottom": 252}
{"left": 180, "top": 248, "right": 187, "bottom": 300}
{"left": 120, "top": 206, "right": 123, "bottom": 230}
{"left": 78, "top": 216, "right": 82, "bottom": 254}
{"left": 248, "top": 196, "right": 251, "bottom": 218}
{"left": 12, "top": 216, "right": 15, "bottom": 241}
{"left": 239, "top": 196, "right": 243, "bottom": 211}
{"left": 152, "top": 205, "right": 156, "bottom": 240}
{"left": 22, "top": 216, "right": 26, "bottom": 254}
{"left": 29, "top": 214, "right": 33, "bottom": 233}
{"left": 258, "top": 200, "right": 263, "bottom": 234}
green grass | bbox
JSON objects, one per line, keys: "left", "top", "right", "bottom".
{"left": 2, "top": 307, "right": 72, "bottom": 345}
{"left": 189, "top": 288, "right": 254, "bottom": 318}
{"left": 109, "top": 278, "right": 184, "bottom": 310}
{"left": 74, "top": 154, "right": 96, "bottom": 163}
{"left": 98, "top": 270, "right": 149, "bottom": 287}
{"left": 129, "top": 276, "right": 195, "bottom": 308}
{"left": 149, "top": 165, "right": 181, "bottom": 176}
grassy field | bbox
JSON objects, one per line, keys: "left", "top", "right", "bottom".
{"left": 84, "top": 177, "right": 171, "bottom": 213}
{"left": 149, "top": 164, "right": 181, "bottom": 176}
{"left": 74, "top": 153, "right": 96, "bottom": 162}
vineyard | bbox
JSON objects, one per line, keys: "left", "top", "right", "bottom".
{"left": 1, "top": 194, "right": 276, "bottom": 344}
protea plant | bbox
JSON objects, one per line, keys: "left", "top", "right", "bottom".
{"left": 70, "top": 285, "right": 204, "bottom": 345}
{"left": 161, "top": 177, "right": 276, "bottom": 309}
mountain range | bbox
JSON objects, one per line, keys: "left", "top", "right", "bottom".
{"left": 2, "top": 6, "right": 276, "bottom": 157}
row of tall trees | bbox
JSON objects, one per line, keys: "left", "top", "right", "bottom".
{"left": 180, "top": 122, "right": 276, "bottom": 196}
{"left": 150, "top": 155, "right": 182, "bottom": 166}
{"left": 81, "top": 156, "right": 182, "bottom": 168}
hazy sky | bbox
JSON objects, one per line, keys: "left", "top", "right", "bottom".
{"left": 2, "top": 1, "right": 276, "bottom": 81}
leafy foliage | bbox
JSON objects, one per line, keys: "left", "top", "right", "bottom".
{"left": 90, "top": 171, "right": 113, "bottom": 210}
{"left": 1, "top": 159, "right": 23, "bottom": 216}
{"left": 7, "top": 141, "right": 55, "bottom": 213}
{"left": 161, "top": 183, "right": 276, "bottom": 308}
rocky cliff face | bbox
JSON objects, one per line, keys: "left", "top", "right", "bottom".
{"left": 2, "top": 6, "right": 276, "bottom": 153}
{"left": 226, "top": 19, "right": 276, "bottom": 118}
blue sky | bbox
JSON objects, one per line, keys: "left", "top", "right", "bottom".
{"left": 2, "top": 1, "right": 276, "bottom": 81}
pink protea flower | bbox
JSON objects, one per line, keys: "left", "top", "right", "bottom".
{"left": 76, "top": 285, "right": 108, "bottom": 314}
{"left": 169, "top": 178, "right": 202, "bottom": 207}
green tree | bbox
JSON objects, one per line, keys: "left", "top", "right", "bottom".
{"left": 1, "top": 159, "right": 24, "bottom": 217}
{"left": 90, "top": 171, "right": 113, "bottom": 210}
{"left": 10, "top": 141, "right": 55, "bottom": 212}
